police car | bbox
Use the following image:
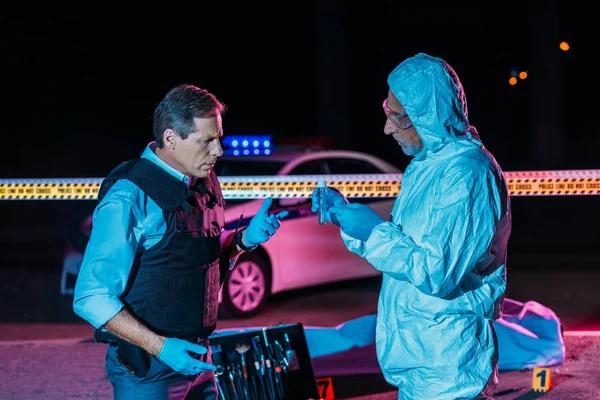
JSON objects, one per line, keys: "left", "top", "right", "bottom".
{"left": 215, "top": 136, "right": 401, "bottom": 317}
{"left": 61, "top": 136, "right": 401, "bottom": 318}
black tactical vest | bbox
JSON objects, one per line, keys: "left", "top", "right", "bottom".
{"left": 98, "top": 158, "right": 225, "bottom": 338}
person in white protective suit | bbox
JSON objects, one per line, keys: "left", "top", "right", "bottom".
{"left": 312, "top": 53, "right": 512, "bottom": 399}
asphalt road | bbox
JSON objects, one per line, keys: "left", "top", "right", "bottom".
{"left": 1, "top": 335, "right": 599, "bottom": 400}
{"left": 1, "top": 268, "right": 600, "bottom": 399}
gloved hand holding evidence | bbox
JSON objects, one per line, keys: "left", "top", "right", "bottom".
{"left": 329, "top": 203, "right": 384, "bottom": 241}
{"left": 310, "top": 186, "right": 349, "bottom": 226}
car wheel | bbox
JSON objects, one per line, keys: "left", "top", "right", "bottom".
{"left": 222, "top": 252, "right": 270, "bottom": 318}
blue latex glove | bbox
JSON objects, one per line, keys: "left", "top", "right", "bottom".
{"left": 157, "top": 337, "right": 216, "bottom": 375}
{"left": 329, "top": 203, "right": 384, "bottom": 241}
{"left": 310, "top": 186, "right": 349, "bottom": 226}
{"left": 243, "top": 197, "right": 289, "bottom": 247}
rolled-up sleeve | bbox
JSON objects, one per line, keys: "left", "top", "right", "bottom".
{"left": 73, "top": 191, "right": 142, "bottom": 328}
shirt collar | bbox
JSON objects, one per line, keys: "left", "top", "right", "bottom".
{"left": 141, "top": 142, "right": 197, "bottom": 187}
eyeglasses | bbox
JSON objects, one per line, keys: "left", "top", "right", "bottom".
{"left": 383, "top": 98, "right": 413, "bottom": 130}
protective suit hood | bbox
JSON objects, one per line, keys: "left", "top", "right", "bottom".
{"left": 387, "top": 53, "right": 479, "bottom": 156}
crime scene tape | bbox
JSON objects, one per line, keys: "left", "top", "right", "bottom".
{"left": 0, "top": 170, "right": 599, "bottom": 201}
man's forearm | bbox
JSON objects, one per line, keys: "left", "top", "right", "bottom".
{"left": 105, "top": 308, "right": 165, "bottom": 356}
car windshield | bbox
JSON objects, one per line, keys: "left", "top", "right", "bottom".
{"left": 215, "top": 159, "right": 287, "bottom": 205}
{"left": 214, "top": 159, "right": 286, "bottom": 177}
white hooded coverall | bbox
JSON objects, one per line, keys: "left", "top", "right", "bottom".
{"left": 342, "top": 53, "right": 512, "bottom": 399}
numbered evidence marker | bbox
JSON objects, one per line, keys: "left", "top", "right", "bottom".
{"left": 532, "top": 367, "right": 553, "bottom": 392}
{"left": 316, "top": 377, "right": 335, "bottom": 399}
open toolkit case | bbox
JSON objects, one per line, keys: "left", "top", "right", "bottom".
{"left": 208, "top": 323, "right": 320, "bottom": 400}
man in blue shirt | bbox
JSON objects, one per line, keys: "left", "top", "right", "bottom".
{"left": 73, "top": 84, "right": 287, "bottom": 399}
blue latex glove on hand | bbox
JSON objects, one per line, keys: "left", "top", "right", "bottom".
{"left": 157, "top": 337, "right": 216, "bottom": 375}
{"left": 243, "top": 197, "right": 289, "bottom": 247}
{"left": 329, "top": 203, "right": 384, "bottom": 241}
{"left": 310, "top": 186, "right": 349, "bottom": 226}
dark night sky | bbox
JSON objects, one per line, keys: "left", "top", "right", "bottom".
{"left": 0, "top": 1, "right": 598, "bottom": 267}
{"left": 2, "top": 0, "right": 597, "bottom": 179}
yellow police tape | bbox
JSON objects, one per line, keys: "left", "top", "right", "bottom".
{"left": 1, "top": 170, "right": 599, "bottom": 200}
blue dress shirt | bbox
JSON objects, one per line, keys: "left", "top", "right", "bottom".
{"left": 73, "top": 142, "right": 196, "bottom": 328}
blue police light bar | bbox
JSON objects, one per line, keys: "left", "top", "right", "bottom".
{"left": 222, "top": 135, "right": 272, "bottom": 149}
{"left": 223, "top": 148, "right": 272, "bottom": 156}
{"left": 223, "top": 149, "right": 271, "bottom": 157}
